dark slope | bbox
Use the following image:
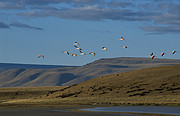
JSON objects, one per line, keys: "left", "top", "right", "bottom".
{"left": 0, "top": 67, "right": 78, "bottom": 87}
{"left": 1, "top": 57, "right": 180, "bottom": 87}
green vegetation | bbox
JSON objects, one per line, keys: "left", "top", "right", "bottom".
{"left": 0, "top": 64, "right": 180, "bottom": 107}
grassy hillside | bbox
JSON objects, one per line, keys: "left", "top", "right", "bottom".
{"left": 47, "top": 64, "right": 180, "bottom": 105}
{"left": 1, "top": 57, "right": 180, "bottom": 87}
{"left": 0, "top": 86, "right": 66, "bottom": 100}
{"left": 63, "top": 57, "right": 180, "bottom": 86}
{"left": 0, "top": 65, "right": 180, "bottom": 107}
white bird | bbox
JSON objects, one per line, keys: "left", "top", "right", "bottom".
{"left": 38, "top": 55, "right": 44, "bottom": 59}
{"left": 172, "top": 50, "right": 176, "bottom": 54}
{"left": 151, "top": 55, "right": 155, "bottom": 59}
{"left": 80, "top": 51, "right": 86, "bottom": 55}
{"left": 102, "top": 47, "right": 108, "bottom": 51}
{"left": 118, "top": 37, "right": 125, "bottom": 40}
{"left": 74, "top": 45, "right": 82, "bottom": 50}
{"left": 89, "top": 52, "right": 96, "bottom": 56}
{"left": 149, "top": 52, "right": 153, "bottom": 56}
{"left": 122, "top": 46, "right": 128, "bottom": 48}
{"left": 72, "top": 53, "right": 77, "bottom": 56}
{"left": 73, "top": 42, "right": 79, "bottom": 45}
{"left": 161, "top": 52, "right": 165, "bottom": 56}
{"left": 62, "top": 51, "right": 70, "bottom": 55}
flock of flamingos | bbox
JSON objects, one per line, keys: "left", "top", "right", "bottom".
{"left": 38, "top": 37, "right": 177, "bottom": 60}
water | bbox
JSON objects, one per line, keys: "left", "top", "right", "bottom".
{"left": 81, "top": 106, "right": 180, "bottom": 115}
{"left": 0, "top": 107, "right": 179, "bottom": 116}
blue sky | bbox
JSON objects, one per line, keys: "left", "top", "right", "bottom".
{"left": 0, "top": 0, "right": 180, "bottom": 66}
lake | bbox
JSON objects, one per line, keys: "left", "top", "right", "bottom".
{"left": 0, "top": 106, "right": 179, "bottom": 116}
{"left": 81, "top": 106, "right": 180, "bottom": 115}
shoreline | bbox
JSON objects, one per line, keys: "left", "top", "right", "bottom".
{"left": 1, "top": 95, "right": 180, "bottom": 108}
{"left": 0, "top": 100, "right": 180, "bottom": 108}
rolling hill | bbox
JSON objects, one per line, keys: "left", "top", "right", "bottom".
{"left": 1, "top": 57, "right": 180, "bottom": 87}
{"left": 0, "top": 64, "right": 179, "bottom": 106}
{"left": 48, "top": 64, "right": 180, "bottom": 102}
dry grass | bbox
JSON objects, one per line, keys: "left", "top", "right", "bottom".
{"left": 0, "top": 86, "right": 66, "bottom": 100}
{"left": 1, "top": 96, "right": 180, "bottom": 107}
{"left": 0, "top": 65, "right": 180, "bottom": 107}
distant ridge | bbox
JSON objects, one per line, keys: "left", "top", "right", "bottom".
{"left": 63, "top": 57, "right": 180, "bottom": 86}
{"left": 0, "top": 63, "right": 79, "bottom": 71}
{"left": 1, "top": 57, "right": 180, "bottom": 87}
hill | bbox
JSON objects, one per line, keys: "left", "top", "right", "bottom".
{"left": 47, "top": 64, "right": 180, "bottom": 104}
{"left": 1, "top": 57, "right": 180, "bottom": 87}
{"left": 63, "top": 57, "right": 180, "bottom": 86}
{"left": 0, "top": 63, "right": 77, "bottom": 71}
{"left": 0, "top": 65, "right": 180, "bottom": 107}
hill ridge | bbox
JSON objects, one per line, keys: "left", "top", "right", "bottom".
{"left": 1, "top": 57, "right": 180, "bottom": 87}
{"left": 0, "top": 63, "right": 79, "bottom": 72}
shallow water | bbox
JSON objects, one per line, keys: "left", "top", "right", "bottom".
{"left": 0, "top": 107, "right": 138, "bottom": 116}
{"left": 0, "top": 106, "right": 179, "bottom": 116}
{"left": 81, "top": 106, "right": 180, "bottom": 115}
